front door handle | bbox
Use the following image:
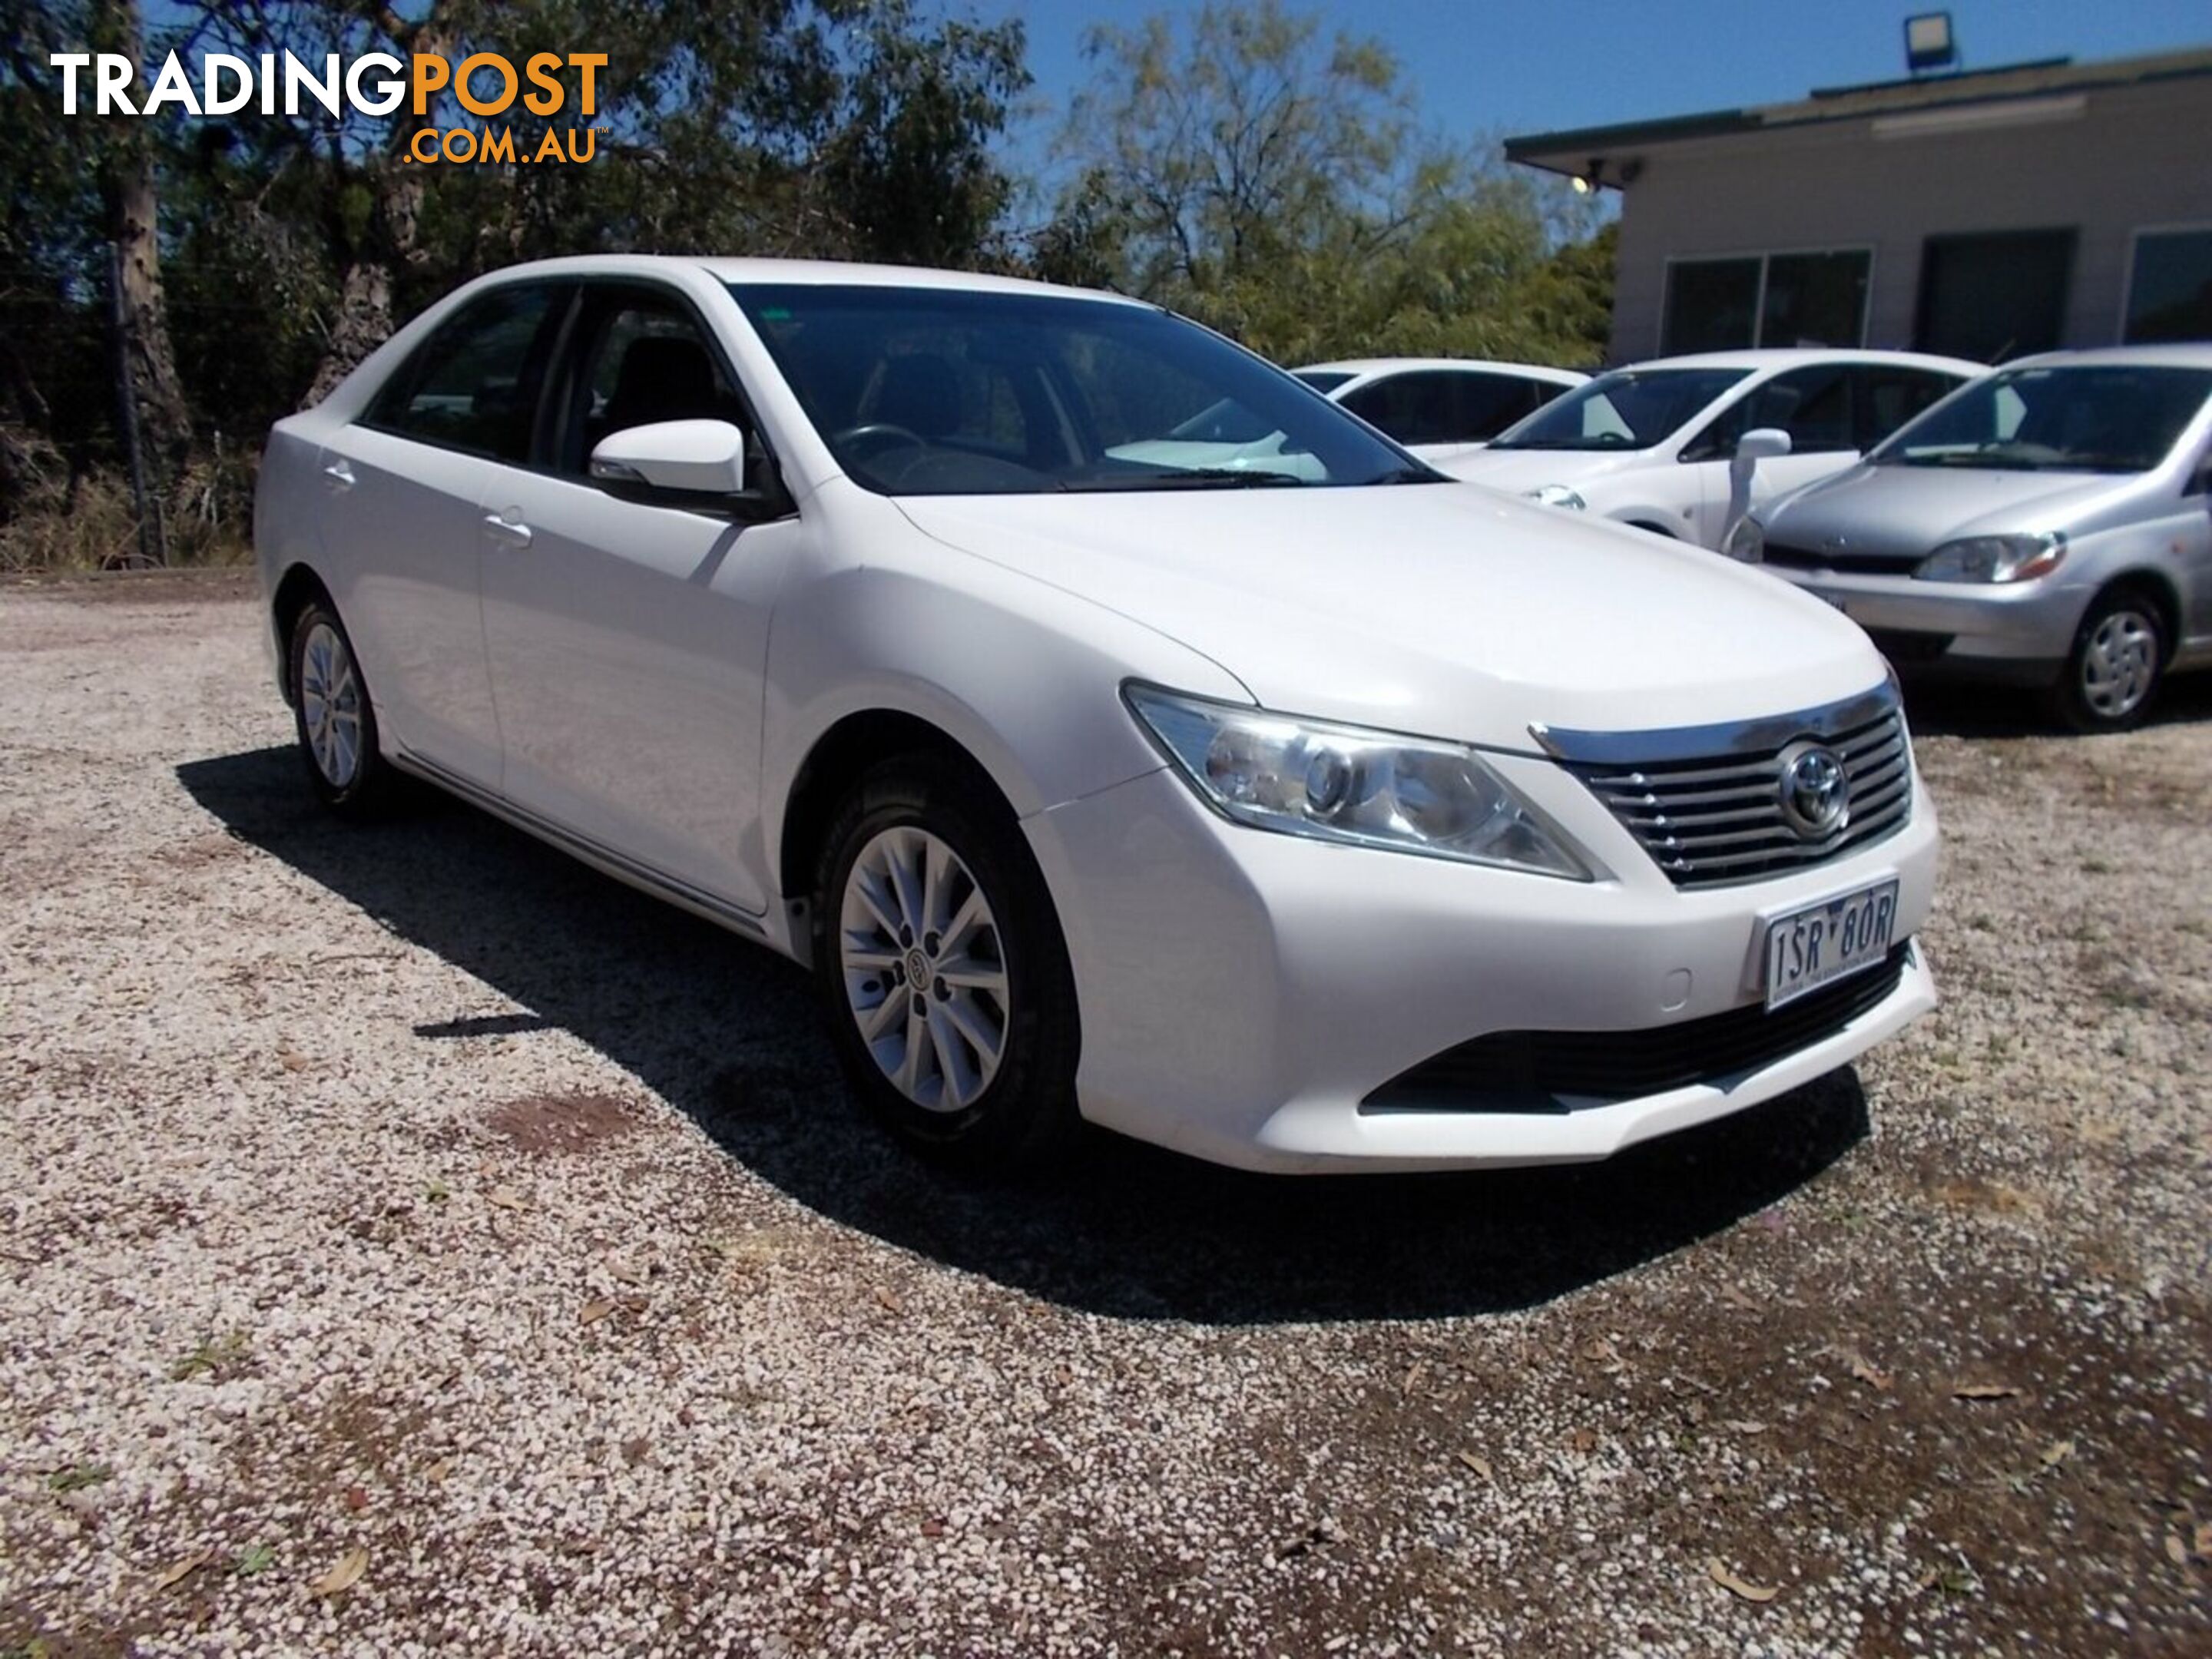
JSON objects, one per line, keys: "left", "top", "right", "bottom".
{"left": 482, "top": 512, "right": 533, "bottom": 548}
{"left": 322, "top": 459, "right": 355, "bottom": 489}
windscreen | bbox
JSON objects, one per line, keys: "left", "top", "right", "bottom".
{"left": 730, "top": 284, "right": 1432, "bottom": 495}
{"left": 1869, "top": 364, "right": 2212, "bottom": 474}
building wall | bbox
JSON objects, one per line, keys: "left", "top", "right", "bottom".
{"left": 1608, "top": 76, "right": 2212, "bottom": 362}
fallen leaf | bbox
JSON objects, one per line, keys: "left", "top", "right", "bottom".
{"left": 1708, "top": 1558, "right": 1779, "bottom": 1603}
{"left": 578, "top": 1300, "right": 617, "bottom": 1325}
{"left": 1456, "top": 1450, "right": 1494, "bottom": 1480}
{"left": 485, "top": 1187, "right": 525, "bottom": 1211}
{"left": 1581, "top": 1337, "right": 1622, "bottom": 1367}
{"left": 873, "top": 1286, "right": 904, "bottom": 1315}
{"left": 2039, "top": 1439, "right": 2075, "bottom": 1469}
{"left": 1952, "top": 1382, "right": 2022, "bottom": 1402}
{"left": 343, "top": 1485, "right": 369, "bottom": 1512}
{"left": 1841, "top": 1349, "right": 1893, "bottom": 1391}
{"left": 424, "top": 1458, "right": 453, "bottom": 1483}
{"left": 2167, "top": 1534, "right": 2190, "bottom": 1568}
{"left": 608, "top": 1259, "right": 651, "bottom": 1287}
{"left": 1568, "top": 1427, "right": 1598, "bottom": 1454}
{"left": 154, "top": 1550, "right": 210, "bottom": 1591}
{"left": 1718, "top": 1283, "right": 1759, "bottom": 1312}
{"left": 1724, "top": 1419, "right": 1769, "bottom": 1436}
{"left": 920, "top": 1517, "right": 945, "bottom": 1538}
{"left": 309, "top": 1545, "right": 368, "bottom": 1597}
{"left": 1402, "top": 1360, "right": 1426, "bottom": 1395}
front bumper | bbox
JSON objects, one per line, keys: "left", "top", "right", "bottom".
{"left": 1767, "top": 565, "right": 2091, "bottom": 679}
{"left": 1024, "top": 754, "right": 1939, "bottom": 1173}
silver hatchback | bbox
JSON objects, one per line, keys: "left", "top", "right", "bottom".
{"left": 1738, "top": 346, "right": 2212, "bottom": 730}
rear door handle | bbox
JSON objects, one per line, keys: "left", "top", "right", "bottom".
{"left": 322, "top": 459, "right": 355, "bottom": 489}
{"left": 482, "top": 512, "right": 532, "bottom": 548}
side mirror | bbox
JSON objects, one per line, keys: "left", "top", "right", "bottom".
{"left": 1721, "top": 428, "right": 1793, "bottom": 554}
{"left": 1734, "top": 427, "right": 1793, "bottom": 465}
{"left": 588, "top": 419, "right": 783, "bottom": 517}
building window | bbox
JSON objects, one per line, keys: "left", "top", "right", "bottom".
{"left": 1915, "top": 229, "right": 2074, "bottom": 362}
{"left": 2124, "top": 228, "right": 2212, "bottom": 344}
{"left": 1662, "top": 251, "right": 1870, "bottom": 354}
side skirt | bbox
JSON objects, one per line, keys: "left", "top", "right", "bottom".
{"left": 389, "top": 747, "right": 794, "bottom": 955}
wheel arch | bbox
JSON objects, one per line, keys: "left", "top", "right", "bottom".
{"left": 2091, "top": 570, "right": 2184, "bottom": 664}
{"left": 777, "top": 707, "right": 1021, "bottom": 912}
{"left": 270, "top": 562, "right": 336, "bottom": 706}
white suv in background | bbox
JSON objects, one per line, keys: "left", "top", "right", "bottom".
{"left": 1441, "top": 349, "right": 1982, "bottom": 548}
{"left": 256, "top": 257, "right": 1938, "bottom": 1174}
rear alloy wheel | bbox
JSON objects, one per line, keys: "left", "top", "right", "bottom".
{"left": 813, "top": 754, "right": 1079, "bottom": 1172}
{"left": 2055, "top": 588, "right": 2165, "bottom": 733}
{"left": 288, "top": 600, "right": 397, "bottom": 814}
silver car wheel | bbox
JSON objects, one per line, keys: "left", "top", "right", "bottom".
{"left": 300, "top": 621, "right": 364, "bottom": 788}
{"left": 838, "top": 826, "right": 1009, "bottom": 1113}
{"left": 2080, "top": 608, "right": 2157, "bottom": 720}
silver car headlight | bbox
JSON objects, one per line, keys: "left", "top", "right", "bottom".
{"left": 1914, "top": 531, "right": 2066, "bottom": 584}
{"left": 1123, "top": 685, "right": 1596, "bottom": 880}
{"left": 1525, "top": 483, "right": 1587, "bottom": 511}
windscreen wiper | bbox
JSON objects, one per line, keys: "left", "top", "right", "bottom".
{"left": 1062, "top": 467, "right": 1308, "bottom": 491}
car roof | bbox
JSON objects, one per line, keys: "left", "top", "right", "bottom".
{"left": 1998, "top": 343, "right": 2212, "bottom": 372}
{"left": 1296, "top": 357, "right": 1589, "bottom": 386}
{"left": 470, "top": 253, "right": 1156, "bottom": 308}
{"left": 1610, "top": 347, "right": 1985, "bottom": 376}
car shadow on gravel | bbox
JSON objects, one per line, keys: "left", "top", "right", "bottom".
{"left": 1900, "top": 671, "right": 2212, "bottom": 738}
{"left": 180, "top": 745, "right": 1872, "bottom": 1325}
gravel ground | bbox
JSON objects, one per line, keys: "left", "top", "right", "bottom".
{"left": 2, "top": 574, "right": 2207, "bottom": 1657}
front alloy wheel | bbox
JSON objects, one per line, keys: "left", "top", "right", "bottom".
{"left": 813, "top": 753, "right": 1079, "bottom": 1172}
{"left": 838, "top": 826, "right": 1010, "bottom": 1113}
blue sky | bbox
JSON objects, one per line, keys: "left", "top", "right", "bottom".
{"left": 1004, "top": 0, "right": 2211, "bottom": 167}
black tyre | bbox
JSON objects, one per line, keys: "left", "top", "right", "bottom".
{"left": 811, "top": 753, "right": 1081, "bottom": 1173}
{"left": 286, "top": 599, "right": 399, "bottom": 816}
{"left": 2053, "top": 585, "right": 2166, "bottom": 733}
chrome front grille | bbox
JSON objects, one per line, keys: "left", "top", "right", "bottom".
{"left": 1546, "top": 688, "right": 1914, "bottom": 889}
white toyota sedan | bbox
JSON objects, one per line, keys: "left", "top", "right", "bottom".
{"left": 256, "top": 256, "right": 1938, "bottom": 1174}
{"left": 1441, "top": 349, "right": 1982, "bottom": 548}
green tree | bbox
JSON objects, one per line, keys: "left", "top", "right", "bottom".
{"left": 1053, "top": 0, "right": 1611, "bottom": 369}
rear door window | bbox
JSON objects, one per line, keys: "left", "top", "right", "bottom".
{"left": 364, "top": 283, "right": 568, "bottom": 464}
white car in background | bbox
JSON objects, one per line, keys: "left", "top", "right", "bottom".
{"left": 1110, "top": 357, "right": 1585, "bottom": 478}
{"left": 1441, "top": 349, "right": 1982, "bottom": 548}
{"left": 1293, "top": 359, "right": 1588, "bottom": 462}
{"left": 256, "top": 256, "right": 1938, "bottom": 1175}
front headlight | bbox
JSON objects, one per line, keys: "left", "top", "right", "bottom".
{"left": 1123, "top": 685, "right": 1596, "bottom": 880}
{"left": 1725, "top": 515, "right": 1766, "bottom": 562}
{"left": 1913, "top": 531, "right": 2066, "bottom": 584}
{"left": 1526, "top": 483, "right": 1587, "bottom": 511}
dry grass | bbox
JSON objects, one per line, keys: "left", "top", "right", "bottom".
{"left": 0, "top": 429, "right": 252, "bottom": 574}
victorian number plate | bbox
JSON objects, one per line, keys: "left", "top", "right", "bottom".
{"left": 1763, "top": 879, "right": 1899, "bottom": 1010}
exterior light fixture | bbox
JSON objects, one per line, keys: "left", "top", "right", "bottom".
{"left": 1905, "top": 12, "right": 1958, "bottom": 75}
